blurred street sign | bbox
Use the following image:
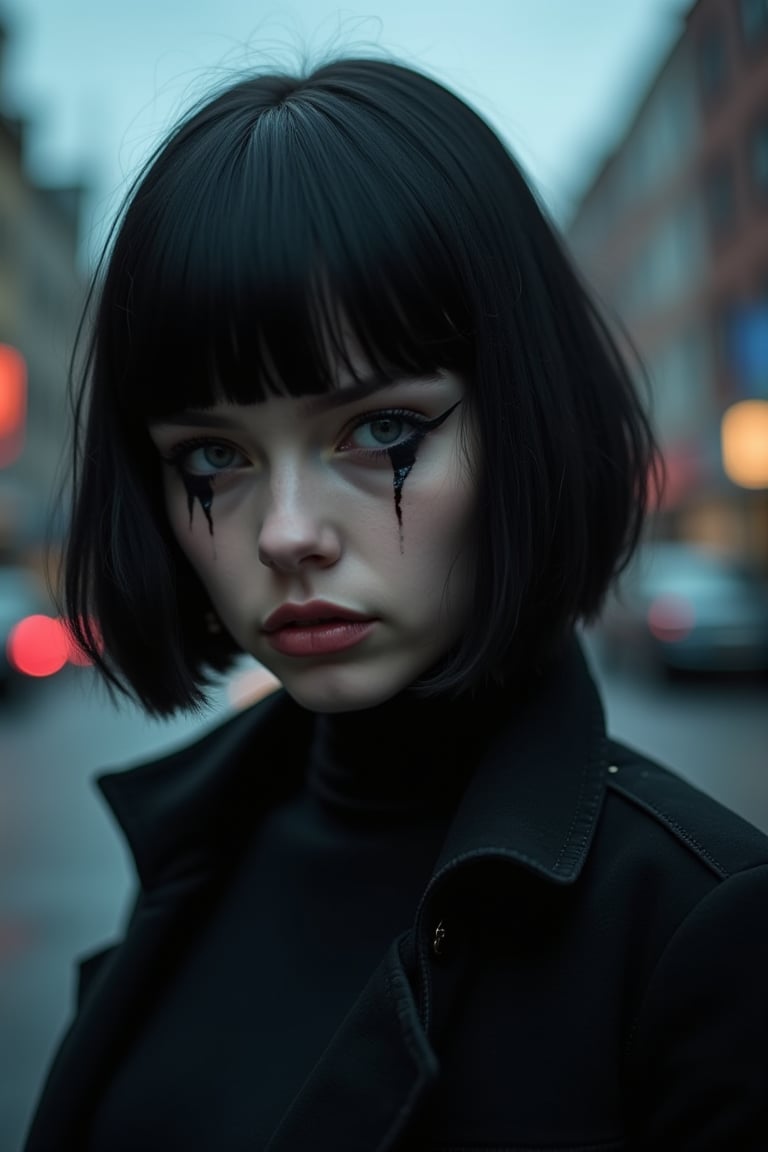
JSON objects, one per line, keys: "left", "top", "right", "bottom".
{"left": 728, "top": 306, "right": 768, "bottom": 399}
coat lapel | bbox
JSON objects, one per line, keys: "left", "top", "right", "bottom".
{"left": 24, "top": 690, "right": 309, "bottom": 1151}
{"left": 23, "top": 690, "right": 442, "bottom": 1152}
{"left": 25, "top": 902, "right": 438, "bottom": 1152}
{"left": 266, "top": 935, "right": 439, "bottom": 1152}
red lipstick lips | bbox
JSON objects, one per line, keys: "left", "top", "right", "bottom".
{"left": 262, "top": 601, "right": 376, "bottom": 657}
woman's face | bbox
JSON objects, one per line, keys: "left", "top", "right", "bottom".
{"left": 148, "top": 366, "right": 477, "bottom": 712}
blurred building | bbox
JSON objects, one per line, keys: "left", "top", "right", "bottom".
{"left": 0, "top": 22, "right": 87, "bottom": 567}
{"left": 567, "top": 0, "right": 768, "bottom": 569}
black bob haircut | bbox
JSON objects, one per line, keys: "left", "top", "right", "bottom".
{"left": 60, "top": 55, "right": 661, "bottom": 716}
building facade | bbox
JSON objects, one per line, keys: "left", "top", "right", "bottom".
{"left": 0, "top": 23, "right": 87, "bottom": 565}
{"left": 567, "top": 0, "right": 768, "bottom": 567}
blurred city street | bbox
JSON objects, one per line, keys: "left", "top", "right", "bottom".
{"left": 1, "top": 653, "right": 766, "bottom": 1151}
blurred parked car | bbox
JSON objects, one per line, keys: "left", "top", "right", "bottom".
{"left": 593, "top": 542, "right": 768, "bottom": 677}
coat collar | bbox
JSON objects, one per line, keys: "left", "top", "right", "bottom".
{"left": 96, "top": 686, "right": 313, "bottom": 891}
{"left": 429, "top": 634, "right": 608, "bottom": 886}
{"left": 97, "top": 634, "right": 610, "bottom": 894}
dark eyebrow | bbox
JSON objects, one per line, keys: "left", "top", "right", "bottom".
{"left": 147, "top": 410, "right": 243, "bottom": 431}
{"left": 300, "top": 373, "right": 444, "bottom": 414}
{"left": 148, "top": 374, "right": 444, "bottom": 428}
{"left": 300, "top": 375, "right": 396, "bottom": 413}
{"left": 299, "top": 375, "right": 396, "bottom": 412}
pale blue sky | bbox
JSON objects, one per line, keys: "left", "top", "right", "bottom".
{"left": 3, "top": 0, "right": 691, "bottom": 261}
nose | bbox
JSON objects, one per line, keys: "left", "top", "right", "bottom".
{"left": 257, "top": 468, "right": 341, "bottom": 573}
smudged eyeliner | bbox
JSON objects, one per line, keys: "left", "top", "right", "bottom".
{"left": 387, "top": 400, "right": 462, "bottom": 551}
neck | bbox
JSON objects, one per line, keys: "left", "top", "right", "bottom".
{"left": 306, "top": 684, "right": 512, "bottom": 817}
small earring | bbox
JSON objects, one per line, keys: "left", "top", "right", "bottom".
{"left": 204, "top": 610, "right": 223, "bottom": 635}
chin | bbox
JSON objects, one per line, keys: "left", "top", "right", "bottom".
{"left": 277, "top": 662, "right": 416, "bottom": 714}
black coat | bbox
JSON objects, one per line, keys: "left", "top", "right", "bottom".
{"left": 23, "top": 642, "right": 768, "bottom": 1150}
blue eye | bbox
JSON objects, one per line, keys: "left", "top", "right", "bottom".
{"left": 166, "top": 439, "right": 248, "bottom": 476}
{"left": 343, "top": 410, "right": 428, "bottom": 455}
{"left": 358, "top": 416, "right": 410, "bottom": 447}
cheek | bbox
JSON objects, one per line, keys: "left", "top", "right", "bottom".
{"left": 408, "top": 498, "right": 471, "bottom": 557}
{"left": 165, "top": 483, "right": 196, "bottom": 559}
{"left": 395, "top": 469, "right": 477, "bottom": 583}
{"left": 164, "top": 482, "right": 268, "bottom": 630}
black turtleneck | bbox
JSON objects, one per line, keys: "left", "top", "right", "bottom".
{"left": 87, "top": 688, "right": 507, "bottom": 1152}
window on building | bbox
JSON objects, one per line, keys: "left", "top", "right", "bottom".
{"left": 697, "top": 27, "right": 728, "bottom": 101}
{"left": 0, "top": 206, "right": 18, "bottom": 269}
{"left": 740, "top": 0, "right": 768, "bottom": 45}
{"left": 702, "top": 160, "right": 737, "bottom": 236}
{"left": 647, "top": 327, "right": 714, "bottom": 443}
{"left": 750, "top": 117, "right": 768, "bottom": 194}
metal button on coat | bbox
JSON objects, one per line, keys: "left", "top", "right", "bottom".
{"left": 432, "top": 919, "right": 447, "bottom": 957}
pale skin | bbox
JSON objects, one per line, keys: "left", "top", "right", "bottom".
{"left": 148, "top": 369, "right": 477, "bottom": 714}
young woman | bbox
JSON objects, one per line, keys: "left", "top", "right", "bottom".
{"left": 25, "top": 57, "right": 768, "bottom": 1151}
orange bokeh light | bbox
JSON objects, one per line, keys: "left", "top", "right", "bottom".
{"left": 721, "top": 400, "right": 768, "bottom": 489}
{"left": 227, "top": 664, "right": 281, "bottom": 709}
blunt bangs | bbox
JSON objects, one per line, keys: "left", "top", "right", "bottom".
{"left": 103, "top": 67, "right": 482, "bottom": 421}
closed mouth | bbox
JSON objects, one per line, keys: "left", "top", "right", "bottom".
{"left": 262, "top": 602, "right": 373, "bottom": 633}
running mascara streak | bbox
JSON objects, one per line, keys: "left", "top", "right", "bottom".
{"left": 387, "top": 400, "right": 462, "bottom": 550}
{"left": 182, "top": 473, "right": 215, "bottom": 535}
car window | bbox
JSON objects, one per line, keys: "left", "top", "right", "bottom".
{"left": 643, "top": 568, "right": 745, "bottom": 597}
{"left": 625, "top": 548, "right": 754, "bottom": 599}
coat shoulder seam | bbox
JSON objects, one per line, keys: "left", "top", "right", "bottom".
{"left": 605, "top": 778, "right": 729, "bottom": 879}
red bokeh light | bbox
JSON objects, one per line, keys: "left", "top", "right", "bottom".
{"left": 7, "top": 615, "right": 69, "bottom": 677}
{"left": 647, "top": 595, "right": 695, "bottom": 643}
